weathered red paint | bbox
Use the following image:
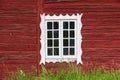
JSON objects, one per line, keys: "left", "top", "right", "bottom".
{"left": 0, "top": 0, "right": 38, "bottom": 79}
{"left": 0, "top": 0, "right": 120, "bottom": 79}
{"left": 39, "top": 0, "right": 120, "bottom": 71}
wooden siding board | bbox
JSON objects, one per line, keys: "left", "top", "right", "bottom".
{"left": 0, "top": 51, "right": 37, "bottom": 64}
{"left": 82, "top": 28, "right": 120, "bottom": 32}
{"left": 0, "top": 24, "right": 37, "bottom": 32}
{"left": 0, "top": 51, "right": 36, "bottom": 55}
{"left": 82, "top": 48, "right": 120, "bottom": 57}
{"left": 0, "top": 54, "right": 37, "bottom": 62}
{"left": 0, "top": 32, "right": 36, "bottom": 36}
{"left": 82, "top": 25, "right": 120, "bottom": 30}
{"left": 82, "top": 57, "right": 120, "bottom": 64}
{"left": 0, "top": 10, "right": 37, "bottom": 14}
{"left": 41, "top": 1, "right": 120, "bottom": 70}
{"left": 0, "top": 44, "right": 37, "bottom": 51}
{"left": 82, "top": 33, "right": 120, "bottom": 40}
{"left": 0, "top": 0, "right": 38, "bottom": 79}
{"left": 83, "top": 40, "right": 120, "bottom": 48}
{"left": 0, "top": 16, "right": 37, "bottom": 24}
{"left": 0, "top": 0, "right": 37, "bottom": 14}
{"left": 82, "top": 19, "right": 120, "bottom": 26}
{"left": 44, "top": 0, "right": 120, "bottom": 3}
{"left": 43, "top": 2, "right": 120, "bottom": 15}
{"left": 44, "top": 2, "right": 120, "bottom": 9}
{"left": 0, "top": 36, "right": 37, "bottom": 44}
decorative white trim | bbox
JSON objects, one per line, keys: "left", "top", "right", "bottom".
{"left": 76, "top": 14, "right": 83, "bottom": 64}
{"left": 46, "top": 58, "right": 76, "bottom": 63}
{"left": 40, "top": 13, "right": 83, "bottom": 65}
{"left": 45, "top": 14, "right": 81, "bottom": 20}
{"left": 40, "top": 14, "right": 46, "bottom": 65}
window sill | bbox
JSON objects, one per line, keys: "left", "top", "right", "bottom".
{"left": 45, "top": 58, "right": 76, "bottom": 63}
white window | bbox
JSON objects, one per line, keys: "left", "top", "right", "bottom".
{"left": 40, "top": 13, "right": 83, "bottom": 64}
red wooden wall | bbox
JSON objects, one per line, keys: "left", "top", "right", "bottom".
{"left": 0, "top": 0, "right": 39, "bottom": 79}
{"left": 40, "top": 0, "right": 120, "bottom": 70}
{"left": 0, "top": 0, "right": 120, "bottom": 79}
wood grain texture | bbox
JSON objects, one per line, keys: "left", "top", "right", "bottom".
{"left": 0, "top": 0, "right": 38, "bottom": 79}
{"left": 44, "top": 0, "right": 120, "bottom": 3}
{"left": 40, "top": 0, "right": 120, "bottom": 70}
{"left": 82, "top": 40, "right": 120, "bottom": 48}
{"left": 0, "top": 0, "right": 120, "bottom": 79}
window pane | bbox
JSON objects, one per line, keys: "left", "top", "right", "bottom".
{"left": 47, "top": 22, "right": 52, "bottom": 29}
{"left": 47, "top": 31, "right": 52, "bottom": 38}
{"left": 70, "top": 48, "right": 75, "bottom": 55}
{"left": 54, "top": 22, "right": 59, "bottom": 29}
{"left": 63, "top": 22, "right": 68, "bottom": 29}
{"left": 70, "top": 22, "right": 75, "bottom": 29}
{"left": 70, "top": 39, "right": 75, "bottom": 46}
{"left": 47, "top": 40, "right": 52, "bottom": 47}
{"left": 54, "top": 48, "right": 59, "bottom": 56}
{"left": 54, "top": 31, "right": 59, "bottom": 38}
{"left": 63, "top": 48, "right": 68, "bottom": 55}
{"left": 63, "top": 39, "right": 68, "bottom": 46}
{"left": 47, "top": 48, "right": 53, "bottom": 56}
{"left": 70, "top": 31, "right": 75, "bottom": 38}
{"left": 54, "top": 40, "right": 59, "bottom": 47}
{"left": 63, "top": 31, "right": 68, "bottom": 38}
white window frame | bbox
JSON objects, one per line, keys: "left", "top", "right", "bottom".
{"left": 40, "top": 13, "right": 83, "bottom": 65}
{"left": 61, "top": 20, "right": 77, "bottom": 58}
{"left": 45, "top": 20, "right": 61, "bottom": 59}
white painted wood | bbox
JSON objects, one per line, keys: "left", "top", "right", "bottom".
{"left": 40, "top": 13, "right": 83, "bottom": 64}
{"left": 61, "top": 20, "right": 76, "bottom": 59}
{"left": 40, "top": 14, "right": 46, "bottom": 64}
{"left": 46, "top": 58, "right": 76, "bottom": 63}
{"left": 76, "top": 13, "right": 83, "bottom": 64}
{"left": 45, "top": 14, "right": 80, "bottom": 20}
{"left": 45, "top": 20, "right": 61, "bottom": 59}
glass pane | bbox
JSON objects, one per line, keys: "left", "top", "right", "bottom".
{"left": 54, "top": 40, "right": 59, "bottom": 47}
{"left": 47, "top": 40, "right": 52, "bottom": 47}
{"left": 47, "top": 48, "right": 52, "bottom": 56}
{"left": 70, "top": 22, "right": 75, "bottom": 29}
{"left": 54, "top": 31, "right": 59, "bottom": 38}
{"left": 63, "top": 48, "right": 68, "bottom": 55}
{"left": 54, "top": 22, "right": 59, "bottom": 29}
{"left": 70, "top": 48, "right": 75, "bottom": 55}
{"left": 54, "top": 48, "right": 59, "bottom": 56}
{"left": 47, "top": 22, "right": 52, "bottom": 29}
{"left": 63, "top": 22, "right": 68, "bottom": 29}
{"left": 70, "top": 39, "right": 75, "bottom": 46}
{"left": 63, "top": 39, "right": 68, "bottom": 46}
{"left": 70, "top": 31, "right": 75, "bottom": 38}
{"left": 63, "top": 31, "right": 68, "bottom": 38}
{"left": 47, "top": 31, "right": 52, "bottom": 38}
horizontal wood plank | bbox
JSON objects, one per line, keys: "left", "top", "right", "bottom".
{"left": 0, "top": 0, "right": 37, "bottom": 14}
{"left": 82, "top": 33, "right": 120, "bottom": 40}
{"left": 0, "top": 53, "right": 37, "bottom": 62}
{"left": 82, "top": 25, "right": 120, "bottom": 30}
{"left": 44, "top": 2, "right": 120, "bottom": 10}
{"left": 0, "top": 24, "right": 37, "bottom": 32}
{"left": 0, "top": 0, "right": 38, "bottom": 79}
{"left": 82, "top": 48, "right": 120, "bottom": 57}
{"left": 0, "top": 32, "right": 37, "bottom": 44}
{"left": 44, "top": 0, "right": 119, "bottom": 3}
{"left": 0, "top": 44, "right": 37, "bottom": 51}
{"left": 0, "top": 16, "right": 37, "bottom": 24}
{"left": 82, "top": 40, "right": 120, "bottom": 48}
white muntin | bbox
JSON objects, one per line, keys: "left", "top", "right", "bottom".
{"left": 40, "top": 13, "right": 83, "bottom": 65}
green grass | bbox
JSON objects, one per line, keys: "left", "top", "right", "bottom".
{"left": 7, "top": 65, "right": 120, "bottom": 80}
